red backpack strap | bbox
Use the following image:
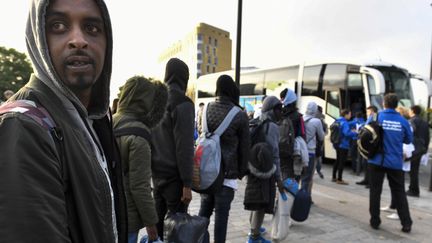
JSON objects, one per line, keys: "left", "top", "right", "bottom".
{"left": 0, "top": 100, "right": 56, "bottom": 130}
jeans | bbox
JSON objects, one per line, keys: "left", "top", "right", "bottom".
{"left": 199, "top": 186, "right": 235, "bottom": 243}
{"left": 301, "top": 154, "right": 316, "bottom": 194}
{"left": 333, "top": 148, "right": 348, "bottom": 180}
{"left": 316, "top": 156, "right": 322, "bottom": 174}
{"left": 128, "top": 232, "right": 138, "bottom": 243}
{"left": 408, "top": 157, "right": 421, "bottom": 194}
{"left": 369, "top": 164, "right": 412, "bottom": 227}
{"left": 154, "top": 180, "right": 185, "bottom": 240}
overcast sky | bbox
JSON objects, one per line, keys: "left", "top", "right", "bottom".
{"left": 1, "top": 0, "right": 431, "bottom": 99}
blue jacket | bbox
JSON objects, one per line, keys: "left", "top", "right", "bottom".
{"left": 336, "top": 117, "right": 357, "bottom": 149}
{"left": 368, "top": 109, "right": 413, "bottom": 170}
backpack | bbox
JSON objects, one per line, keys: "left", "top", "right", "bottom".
{"left": 329, "top": 121, "right": 341, "bottom": 145}
{"left": 357, "top": 117, "right": 383, "bottom": 159}
{"left": 290, "top": 187, "right": 312, "bottom": 222}
{"left": 192, "top": 105, "right": 241, "bottom": 194}
{"left": 279, "top": 117, "right": 295, "bottom": 158}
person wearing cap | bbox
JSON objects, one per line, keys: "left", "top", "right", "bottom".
{"left": 151, "top": 58, "right": 195, "bottom": 240}
{"left": 245, "top": 96, "right": 284, "bottom": 243}
{"left": 279, "top": 88, "right": 306, "bottom": 180}
{"left": 198, "top": 74, "right": 250, "bottom": 243}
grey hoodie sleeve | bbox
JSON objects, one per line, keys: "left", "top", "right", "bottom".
{"left": 266, "top": 122, "right": 281, "bottom": 179}
{"left": 172, "top": 102, "right": 195, "bottom": 188}
{"left": 315, "top": 119, "right": 325, "bottom": 142}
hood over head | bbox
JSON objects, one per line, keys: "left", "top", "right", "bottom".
{"left": 26, "top": 0, "right": 113, "bottom": 119}
{"left": 116, "top": 76, "right": 168, "bottom": 128}
{"left": 282, "top": 88, "right": 297, "bottom": 106}
{"left": 215, "top": 75, "right": 239, "bottom": 106}
{"left": 262, "top": 96, "right": 281, "bottom": 113}
{"left": 306, "top": 101, "right": 318, "bottom": 116}
{"left": 164, "top": 58, "right": 189, "bottom": 92}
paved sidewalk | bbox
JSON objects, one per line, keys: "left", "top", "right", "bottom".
{"left": 187, "top": 164, "right": 432, "bottom": 243}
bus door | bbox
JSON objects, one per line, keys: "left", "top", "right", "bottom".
{"left": 360, "top": 67, "right": 386, "bottom": 110}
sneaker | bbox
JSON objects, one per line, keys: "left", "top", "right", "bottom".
{"left": 331, "top": 178, "right": 337, "bottom": 182}
{"left": 380, "top": 205, "right": 396, "bottom": 213}
{"left": 336, "top": 179, "right": 349, "bottom": 185}
{"left": 247, "top": 235, "right": 271, "bottom": 243}
{"left": 247, "top": 227, "right": 266, "bottom": 237}
{"left": 406, "top": 190, "right": 419, "bottom": 197}
{"left": 356, "top": 180, "right": 367, "bottom": 185}
{"left": 318, "top": 171, "right": 324, "bottom": 179}
{"left": 386, "top": 213, "right": 399, "bottom": 220}
{"left": 401, "top": 225, "right": 411, "bottom": 233}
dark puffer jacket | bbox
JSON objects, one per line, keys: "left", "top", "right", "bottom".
{"left": 202, "top": 96, "right": 250, "bottom": 179}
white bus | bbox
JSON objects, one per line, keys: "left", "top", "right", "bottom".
{"left": 191, "top": 61, "right": 415, "bottom": 160}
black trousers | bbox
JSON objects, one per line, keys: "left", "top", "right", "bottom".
{"left": 369, "top": 164, "right": 412, "bottom": 227}
{"left": 363, "top": 158, "right": 370, "bottom": 184}
{"left": 154, "top": 180, "right": 186, "bottom": 240}
{"left": 333, "top": 148, "right": 348, "bottom": 180}
{"left": 408, "top": 157, "right": 421, "bottom": 194}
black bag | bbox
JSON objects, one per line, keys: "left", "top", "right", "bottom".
{"left": 279, "top": 117, "right": 295, "bottom": 158}
{"left": 290, "top": 187, "right": 312, "bottom": 222}
{"left": 329, "top": 121, "right": 341, "bottom": 145}
{"left": 164, "top": 212, "right": 209, "bottom": 243}
{"left": 357, "top": 120, "right": 383, "bottom": 159}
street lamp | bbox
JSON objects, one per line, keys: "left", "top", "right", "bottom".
{"left": 235, "top": 0, "right": 242, "bottom": 88}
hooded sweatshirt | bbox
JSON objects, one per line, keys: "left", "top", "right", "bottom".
{"left": 303, "top": 102, "right": 325, "bottom": 154}
{"left": 151, "top": 58, "right": 195, "bottom": 188}
{"left": 260, "top": 96, "right": 282, "bottom": 179}
{"left": 113, "top": 76, "right": 168, "bottom": 232}
{"left": 0, "top": 0, "right": 127, "bottom": 242}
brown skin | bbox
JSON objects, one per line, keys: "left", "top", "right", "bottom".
{"left": 45, "top": 0, "right": 107, "bottom": 108}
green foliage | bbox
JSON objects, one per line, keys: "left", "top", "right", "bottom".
{"left": 0, "top": 46, "right": 33, "bottom": 98}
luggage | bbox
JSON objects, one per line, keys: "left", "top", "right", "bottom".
{"left": 164, "top": 212, "right": 209, "bottom": 243}
{"left": 290, "top": 188, "right": 311, "bottom": 222}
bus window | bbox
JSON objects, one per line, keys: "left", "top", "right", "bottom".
{"left": 326, "top": 90, "right": 340, "bottom": 119}
{"left": 240, "top": 72, "right": 265, "bottom": 96}
{"left": 264, "top": 66, "right": 299, "bottom": 97}
{"left": 367, "top": 75, "right": 383, "bottom": 110}
{"left": 302, "top": 65, "right": 322, "bottom": 96}
{"left": 323, "top": 64, "right": 347, "bottom": 91}
{"left": 348, "top": 73, "right": 362, "bottom": 87}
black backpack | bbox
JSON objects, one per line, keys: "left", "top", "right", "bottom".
{"left": 329, "top": 121, "right": 341, "bottom": 145}
{"left": 357, "top": 118, "right": 383, "bottom": 159}
{"left": 278, "top": 117, "right": 295, "bottom": 158}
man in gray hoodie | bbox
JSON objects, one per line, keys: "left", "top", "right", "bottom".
{"left": 301, "top": 101, "right": 325, "bottom": 196}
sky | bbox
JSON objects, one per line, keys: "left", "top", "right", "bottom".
{"left": 1, "top": 0, "right": 431, "bottom": 100}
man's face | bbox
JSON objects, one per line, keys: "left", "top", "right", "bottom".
{"left": 45, "top": 0, "right": 106, "bottom": 93}
{"left": 366, "top": 108, "right": 373, "bottom": 117}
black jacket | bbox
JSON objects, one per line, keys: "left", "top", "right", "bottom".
{"left": 202, "top": 96, "right": 250, "bottom": 179}
{"left": 410, "top": 115, "right": 430, "bottom": 155}
{"left": 151, "top": 86, "right": 195, "bottom": 188}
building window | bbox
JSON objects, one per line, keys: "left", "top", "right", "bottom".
{"left": 206, "top": 45, "right": 209, "bottom": 54}
{"left": 214, "top": 39, "right": 218, "bottom": 47}
{"left": 214, "top": 57, "right": 218, "bottom": 65}
{"left": 197, "top": 33, "right": 203, "bottom": 40}
{"left": 213, "top": 67, "right": 216, "bottom": 73}
{"left": 207, "top": 56, "right": 211, "bottom": 64}
{"left": 197, "top": 63, "right": 201, "bottom": 70}
{"left": 206, "top": 65, "right": 210, "bottom": 73}
{"left": 208, "top": 36, "right": 212, "bottom": 45}
{"left": 197, "top": 53, "right": 202, "bottom": 60}
{"left": 213, "top": 48, "right": 216, "bottom": 55}
{"left": 197, "top": 43, "right": 202, "bottom": 50}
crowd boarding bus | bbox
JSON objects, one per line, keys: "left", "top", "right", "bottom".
{"left": 192, "top": 61, "right": 415, "bottom": 160}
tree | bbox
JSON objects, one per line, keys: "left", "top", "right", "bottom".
{"left": 0, "top": 46, "right": 33, "bottom": 98}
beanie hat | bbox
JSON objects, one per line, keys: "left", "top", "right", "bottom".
{"left": 282, "top": 89, "right": 297, "bottom": 106}
{"left": 261, "top": 96, "right": 282, "bottom": 112}
{"left": 215, "top": 75, "right": 240, "bottom": 106}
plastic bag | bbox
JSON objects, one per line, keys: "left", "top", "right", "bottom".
{"left": 164, "top": 212, "right": 209, "bottom": 243}
{"left": 421, "top": 153, "right": 429, "bottom": 166}
{"left": 271, "top": 192, "right": 294, "bottom": 241}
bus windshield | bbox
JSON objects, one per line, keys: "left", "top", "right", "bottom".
{"left": 371, "top": 66, "right": 413, "bottom": 107}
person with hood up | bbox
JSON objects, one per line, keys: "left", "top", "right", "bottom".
{"left": 245, "top": 96, "right": 284, "bottom": 243}
{"left": 198, "top": 74, "right": 250, "bottom": 243}
{"left": 0, "top": 0, "right": 127, "bottom": 242}
{"left": 151, "top": 58, "right": 195, "bottom": 239}
{"left": 301, "top": 102, "right": 325, "bottom": 196}
{"left": 113, "top": 76, "right": 168, "bottom": 243}
{"left": 279, "top": 88, "right": 306, "bottom": 180}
